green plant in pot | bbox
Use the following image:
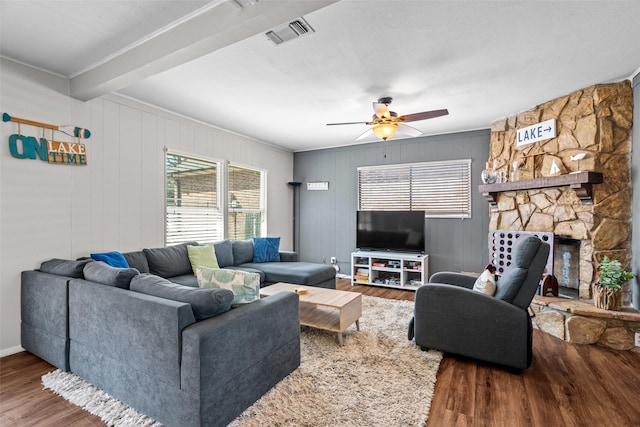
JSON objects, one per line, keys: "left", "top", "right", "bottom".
{"left": 593, "top": 256, "right": 635, "bottom": 311}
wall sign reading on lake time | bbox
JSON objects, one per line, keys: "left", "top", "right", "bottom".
{"left": 517, "top": 118, "right": 556, "bottom": 146}
{"left": 3, "top": 112, "right": 90, "bottom": 166}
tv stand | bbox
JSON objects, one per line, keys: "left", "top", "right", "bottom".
{"left": 351, "top": 251, "right": 428, "bottom": 291}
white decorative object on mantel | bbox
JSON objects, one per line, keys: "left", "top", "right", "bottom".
{"left": 550, "top": 159, "right": 561, "bottom": 176}
{"left": 570, "top": 152, "right": 587, "bottom": 173}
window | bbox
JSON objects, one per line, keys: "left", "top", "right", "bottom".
{"left": 228, "top": 164, "right": 265, "bottom": 240}
{"left": 358, "top": 159, "right": 471, "bottom": 218}
{"left": 165, "top": 152, "right": 223, "bottom": 245}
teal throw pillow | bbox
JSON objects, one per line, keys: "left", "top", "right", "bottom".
{"left": 90, "top": 251, "right": 129, "bottom": 268}
{"left": 197, "top": 267, "right": 260, "bottom": 305}
{"left": 252, "top": 237, "right": 280, "bottom": 263}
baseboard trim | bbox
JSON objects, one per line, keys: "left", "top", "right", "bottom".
{"left": 0, "top": 346, "right": 25, "bottom": 358}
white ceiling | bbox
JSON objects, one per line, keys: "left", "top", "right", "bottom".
{"left": 2, "top": 0, "right": 640, "bottom": 152}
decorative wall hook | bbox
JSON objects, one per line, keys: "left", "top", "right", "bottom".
{"left": 3, "top": 112, "right": 90, "bottom": 139}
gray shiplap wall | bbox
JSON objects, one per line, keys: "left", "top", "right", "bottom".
{"left": 293, "top": 129, "right": 491, "bottom": 277}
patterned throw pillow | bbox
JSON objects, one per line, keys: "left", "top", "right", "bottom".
{"left": 197, "top": 266, "right": 260, "bottom": 305}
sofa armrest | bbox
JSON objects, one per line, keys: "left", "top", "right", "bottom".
{"left": 414, "top": 283, "right": 531, "bottom": 368}
{"left": 181, "top": 291, "right": 300, "bottom": 398}
{"left": 21, "top": 271, "right": 71, "bottom": 370}
{"left": 68, "top": 279, "right": 196, "bottom": 388}
{"left": 279, "top": 251, "right": 298, "bottom": 262}
{"left": 428, "top": 271, "right": 477, "bottom": 289}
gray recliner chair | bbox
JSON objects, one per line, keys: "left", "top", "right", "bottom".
{"left": 408, "top": 236, "right": 550, "bottom": 370}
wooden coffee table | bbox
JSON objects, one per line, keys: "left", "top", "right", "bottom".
{"left": 260, "top": 282, "right": 362, "bottom": 346}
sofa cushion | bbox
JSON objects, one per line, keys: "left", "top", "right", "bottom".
{"left": 167, "top": 274, "right": 198, "bottom": 287}
{"left": 143, "top": 242, "right": 196, "bottom": 278}
{"left": 187, "top": 244, "right": 219, "bottom": 274}
{"left": 252, "top": 237, "right": 281, "bottom": 263}
{"left": 39, "top": 258, "right": 93, "bottom": 278}
{"left": 83, "top": 261, "right": 140, "bottom": 289}
{"left": 211, "top": 240, "right": 234, "bottom": 268}
{"left": 122, "top": 250, "right": 150, "bottom": 273}
{"left": 130, "top": 273, "right": 233, "bottom": 320}
{"left": 90, "top": 251, "right": 129, "bottom": 268}
{"left": 241, "top": 261, "right": 335, "bottom": 286}
{"left": 197, "top": 267, "right": 260, "bottom": 305}
{"left": 232, "top": 240, "right": 254, "bottom": 265}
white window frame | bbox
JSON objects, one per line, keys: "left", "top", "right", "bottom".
{"left": 165, "top": 149, "right": 225, "bottom": 245}
{"left": 227, "top": 161, "right": 267, "bottom": 239}
{"left": 358, "top": 159, "right": 472, "bottom": 218}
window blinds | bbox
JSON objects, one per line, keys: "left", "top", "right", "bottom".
{"left": 227, "top": 165, "right": 264, "bottom": 240}
{"left": 165, "top": 153, "right": 223, "bottom": 244}
{"left": 358, "top": 159, "right": 471, "bottom": 218}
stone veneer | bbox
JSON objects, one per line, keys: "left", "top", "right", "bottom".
{"left": 488, "top": 80, "right": 633, "bottom": 305}
{"left": 531, "top": 296, "right": 640, "bottom": 352}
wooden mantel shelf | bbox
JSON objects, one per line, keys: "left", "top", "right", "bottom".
{"left": 479, "top": 171, "right": 603, "bottom": 208}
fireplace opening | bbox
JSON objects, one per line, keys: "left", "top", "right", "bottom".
{"left": 553, "top": 236, "right": 581, "bottom": 299}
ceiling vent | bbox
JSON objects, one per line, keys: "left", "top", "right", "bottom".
{"left": 229, "top": 0, "right": 257, "bottom": 9}
{"left": 265, "top": 17, "right": 315, "bottom": 45}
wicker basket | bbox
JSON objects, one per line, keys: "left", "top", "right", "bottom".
{"left": 592, "top": 283, "right": 621, "bottom": 311}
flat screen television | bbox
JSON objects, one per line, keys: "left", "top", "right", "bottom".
{"left": 356, "top": 210, "right": 425, "bottom": 253}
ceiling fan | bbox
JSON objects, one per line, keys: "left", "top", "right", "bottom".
{"left": 326, "top": 97, "right": 448, "bottom": 141}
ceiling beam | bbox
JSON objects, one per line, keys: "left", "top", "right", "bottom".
{"left": 70, "top": 0, "right": 337, "bottom": 101}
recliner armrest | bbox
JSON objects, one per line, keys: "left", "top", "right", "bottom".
{"left": 428, "top": 271, "right": 477, "bottom": 289}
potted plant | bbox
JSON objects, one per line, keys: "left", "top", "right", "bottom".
{"left": 593, "top": 256, "right": 635, "bottom": 311}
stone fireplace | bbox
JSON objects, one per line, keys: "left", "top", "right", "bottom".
{"left": 486, "top": 80, "right": 634, "bottom": 307}
{"left": 554, "top": 236, "right": 581, "bottom": 298}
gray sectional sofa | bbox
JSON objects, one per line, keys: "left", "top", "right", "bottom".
{"left": 21, "top": 239, "right": 335, "bottom": 427}
{"left": 132, "top": 239, "right": 336, "bottom": 289}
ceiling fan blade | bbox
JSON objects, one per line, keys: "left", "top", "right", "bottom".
{"left": 356, "top": 129, "right": 375, "bottom": 141}
{"left": 373, "top": 102, "right": 390, "bottom": 119}
{"left": 398, "top": 123, "right": 422, "bottom": 137}
{"left": 326, "top": 121, "right": 369, "bottom": 126}
{"left": 399, "top": 109, "right": 449, "bottom": 122}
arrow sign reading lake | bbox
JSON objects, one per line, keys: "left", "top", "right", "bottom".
{"left": 516, "top": 118, "right": 556, "bottom": 146}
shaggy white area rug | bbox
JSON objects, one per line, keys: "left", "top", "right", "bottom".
{"left": 43, "top": 295, "right": 442, "bottom": 427}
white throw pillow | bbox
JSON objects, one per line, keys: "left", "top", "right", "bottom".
{"left": 473, "top": 266, "right": 497, "bottom": 296}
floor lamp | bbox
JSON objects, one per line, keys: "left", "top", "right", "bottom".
{"left": 288, "top": 181, "right": 301, "bottom": 252}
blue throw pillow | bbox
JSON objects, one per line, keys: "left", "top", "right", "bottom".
{"left": 252, "top": 237, "right": 280, "bottom": 263}
{"left": 90, "top": 251, "right": 129, "bottom": 268}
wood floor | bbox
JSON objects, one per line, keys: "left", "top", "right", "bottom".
{"left": 2, "top": 278, "right": 639, "bottom": 426}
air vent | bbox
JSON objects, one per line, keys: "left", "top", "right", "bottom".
{"left": 265, "top": 17, "right": 315, "bottom": 45}
{"left": 289, "top": 19, "right": 311, "bottom": 36}
{"left": 229, "top": 0, "right": 257, "bottom": 9}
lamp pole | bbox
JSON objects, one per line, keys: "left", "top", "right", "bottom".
{"left": 288, "top": 181, "right": 301, "bottom": 252}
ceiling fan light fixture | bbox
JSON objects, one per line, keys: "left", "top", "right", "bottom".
{"left": 372, "top": 123, "right": 398, "bottom": 140}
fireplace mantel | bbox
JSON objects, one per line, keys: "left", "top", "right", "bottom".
{"left": 479, "top": 171, "right": 603, "bottom": 208}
